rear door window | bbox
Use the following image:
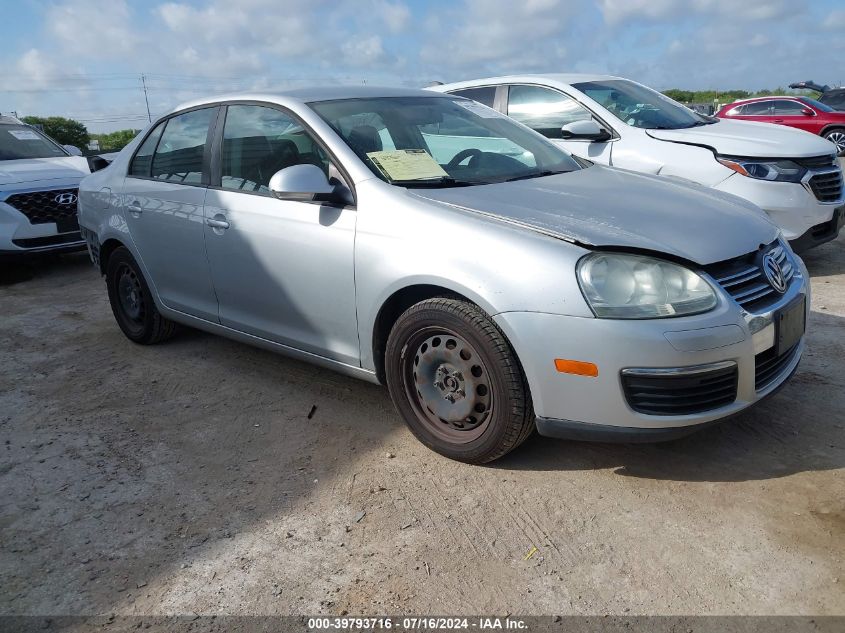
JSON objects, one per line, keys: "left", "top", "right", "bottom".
{"left": 151, "top": 108, "right": 215, "bottom": 184}
{"left": 743, "top": 101, "right": 773, "bottom": 116}
{"left": 449, "top": 87, "right": 497, "bottom": 108}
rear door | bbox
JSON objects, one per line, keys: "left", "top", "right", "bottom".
{"left": 202, "top": 103, "right": 359, "bottom": 365}
{"left": 503, "top": 84, "right": 613, "bottom": 164}
{"left": 122, "top": 107, "right": 219, "bottom": 321}
{"left": 731, "top": 99, "right": 775, "bottom": 124}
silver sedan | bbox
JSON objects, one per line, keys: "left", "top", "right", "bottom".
{"left": 77, "top": 86, "right": 808, "bottom": 463}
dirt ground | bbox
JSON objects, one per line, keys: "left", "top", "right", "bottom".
{"left": 1, "top": 232, "right": 843, "bottom": 618}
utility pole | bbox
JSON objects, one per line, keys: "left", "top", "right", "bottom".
{"left": 141, "top": 73, "right": 151, "bottom": 123}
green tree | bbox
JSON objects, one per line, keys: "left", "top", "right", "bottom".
{"left": 21, "top": 115, "right": 90, "bottom": 149}
{"left": 89, "top": 129, "right": 140, "bottom": 151}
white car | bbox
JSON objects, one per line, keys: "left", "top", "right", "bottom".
{"left": 430, "top": 75, "right": 844, "bottom": 253}
{"left": 0, "top": 115, "right": 91, "bottom": 257}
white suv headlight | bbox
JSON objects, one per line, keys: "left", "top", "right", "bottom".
{"left": 577, "top": 253, "right": 717, "bottom": 318}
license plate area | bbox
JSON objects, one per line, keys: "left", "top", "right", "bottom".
{"left": 56, "top": 217, "right": 80, "bottom": 233}
{"left": 776, "top": 295, "right": 806, "bottom": 355}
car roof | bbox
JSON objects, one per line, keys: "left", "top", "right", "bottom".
{"left": 726, "top": 95, "right": 809, "bottom": 106}
{"left": 173, "top": 85, "right": 447, "bottom": 113}
{"left": 434, "top": 73, "right": 625, "bottom": 90}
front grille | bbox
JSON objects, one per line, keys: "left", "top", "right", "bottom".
{"left": 807, "top": 170, "right": 843, "bottom": 203}
{"left": 794, "top": 155, "right": 837, "bottom": 169}
{"left": 3, "top": 188, "right": 79, "bottom": 225}
{"left": 705, "top": 241, "right": 795, "bottom": 313}
{"left": 755, "top": 343, "right": 800, "bottom": 391}
{"left": 621, "top": 363, "right": 738, "bottom": 416}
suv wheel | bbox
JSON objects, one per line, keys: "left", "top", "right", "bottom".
{"left": 106, "top": 247, "right": 177, "bottom": 344}
{"left": 823, "top": 128, "right": 845, "bottom": 156}
{"left": 385, "top": 298, "right": 534, "bottom": 463}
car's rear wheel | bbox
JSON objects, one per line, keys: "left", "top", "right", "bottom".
{"left": 385, "top": 297, "right": 534, "bottom": 464}
{"left": 106, "top": 247, "right": 177, "bottom": 344}
{"left": 823, "top": 128, "right": 845, "bottom": 156}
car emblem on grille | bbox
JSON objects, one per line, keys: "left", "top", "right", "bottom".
{"left": 54, "top": 192, "right": 78, "bottom": 205}
{"left": 762, "top": 253, "right": 787, "bottom": 293}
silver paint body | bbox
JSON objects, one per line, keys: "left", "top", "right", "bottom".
{"left": 77, "top": 86, "right": 808, "bottom": 431}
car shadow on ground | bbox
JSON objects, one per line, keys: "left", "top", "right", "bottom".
{"left": 800, "top": 232, "right": 845, "bottom": 276}
{"left": 0, "top": 251, "right": 92, "bottom": 286}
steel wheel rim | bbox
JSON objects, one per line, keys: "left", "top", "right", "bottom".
{"left": 402, "top": 326, "right": 494, "bottom": 443}
{"left": 117, "top": 264, "right": 144, "bottom": 323}
{"left": 827, "top": 131, "right": 845, "bottom": 155}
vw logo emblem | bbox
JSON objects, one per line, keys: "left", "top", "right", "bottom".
{"left": 54, "top": 192, "right": 78, "bottom": 205}
{"left": 762, "top": 253, "right": 787, "bottom": 293}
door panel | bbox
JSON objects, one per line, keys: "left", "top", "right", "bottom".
{"left": 122, "top": 107, "right": 218, "bottom": 321}
{"left": 203, "top": 192, "right": 358, "bottom": 364}
{"left": 202, "top": 103, "right": 359, "bottom": 365}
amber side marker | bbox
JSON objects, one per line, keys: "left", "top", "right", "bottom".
{"left": 554, "top": 359, "right": 599, "bottom": 377}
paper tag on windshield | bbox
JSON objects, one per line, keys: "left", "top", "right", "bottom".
{"left": 8, "top": 130, "right": 41, "bottom": 141}
{"left": 366, "top": 149, "right": 448, "bottom": 181}
{"left": 453, "top": 100, "right": 503, "bottom": 118}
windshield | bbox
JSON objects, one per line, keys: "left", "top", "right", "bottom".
{"left": 799, "top": 97, "right": 835, "bottom": 113}
{"left": 310, "top": 96, "right": 581, "bottom": 187}
{"left": 0, "top": 124, "right": 68, "bottom": 160}
{"left": 572, "top": 79, "right": 713, "bottom": 130}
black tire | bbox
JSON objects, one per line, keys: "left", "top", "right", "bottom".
{"left": 105, "top": 246, "right": 177, "bottom": 345}
{"left": 823, "top": 128, "right": 845, "bottom": 156}
{"left": 385, "top": 297, "right": 534, "bottom": 464}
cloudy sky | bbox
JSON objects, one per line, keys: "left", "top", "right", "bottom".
{"left": 2, "top": 0, "right": 843, "bottom": 132}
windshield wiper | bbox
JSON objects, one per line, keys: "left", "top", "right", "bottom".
{"left": 499, "top": 169, "right": 570, "bottom": 183}
{"left": 390, "top": 176, "right": 484, "bottom": 188}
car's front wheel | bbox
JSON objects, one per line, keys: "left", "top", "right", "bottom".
{"left": 385, "top": 298, "right": 534, "bottom": 463}
{"left": 106, "top": 246, "right": 177, "bottom": 345}
{"left": 823, "top": 128, "right": 845, "bottom": 156}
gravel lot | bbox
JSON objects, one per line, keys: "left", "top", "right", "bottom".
{"left": 1, "top": 231, "right": 843, "bottom": 618}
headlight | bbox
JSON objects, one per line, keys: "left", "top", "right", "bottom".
{"left": 716, "top": 156, "right": 806, "bottom": 183}
{"left": 577, "top": 253, "right": 717, "bottom": 319}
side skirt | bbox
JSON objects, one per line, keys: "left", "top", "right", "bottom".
{"left": 158, "top": 306, "right": 381, "bottom": 385}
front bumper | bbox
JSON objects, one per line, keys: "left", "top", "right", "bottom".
{"left": 494, "top": 259, "right": 809, "bottom": 439}
{"left": 713, "top": 173, "right": 842, "bottom": 244}
{"left": 789, "top": 205, "right": 844, "bottom": 253}
{"left": 0, "top": 182, "right": 84, "bottom": 256}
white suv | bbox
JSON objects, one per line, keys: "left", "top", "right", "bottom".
{"left": 430, "top": 75, "right": 844, "bottom": 253}
{"left": 0, "top": 115, "right": 91, "bottom": 257}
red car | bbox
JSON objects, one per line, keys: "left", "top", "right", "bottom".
{"left": 716, "top": 96, "right": 845, "bottom": 156}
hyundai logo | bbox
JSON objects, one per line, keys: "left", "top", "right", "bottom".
{"left": 54, "top": 192, "right": 78, "bottom": 205}
{"left": 762, "top": 253, "right": 787, "bottom": 293}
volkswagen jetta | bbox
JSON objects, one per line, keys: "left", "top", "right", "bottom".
{"left": 78, "top": 87, "right": 808, "bottom": 463}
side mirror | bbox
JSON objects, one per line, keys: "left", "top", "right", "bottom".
{"left": 268, "top": 164, "right": 335, "bottom": 202}
{"left": 560, "top": 120, "right": 611, "bottom": 142}
{"left": 63, "top": 145, "right": 83, "bottom": 156}
{"left": 801, "top": 108, "right": 815, "bottom": 116}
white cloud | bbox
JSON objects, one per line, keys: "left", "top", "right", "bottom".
{"left": 46, "top": 0, "right": 138, "bottom": 57}
{"left": 823, "top": 9, "right": 845, "bottom": 30}
{"left": 598, "top": 0, "right": 793, "bottom": 26}
{"left": 377, "top": 1, "right": 411, "bottom": 33}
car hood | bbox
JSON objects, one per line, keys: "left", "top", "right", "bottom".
{"left": 646, "top": 118, "right": 835, "bottom": 158}
{"left": 0, "top": 156, "right": 90, "bottom": 186}
{"left": 410, "top": 165, "right": 779, "bottom": 266}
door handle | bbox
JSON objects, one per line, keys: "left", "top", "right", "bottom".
{"left": 774, "top": 119, "right": 784, "bottom": 123}
{"left": 127, "top": 202, "right": 142, "bottom": 214}
{"left": 206, "top": 217, "right": 230, "bottom": 230}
